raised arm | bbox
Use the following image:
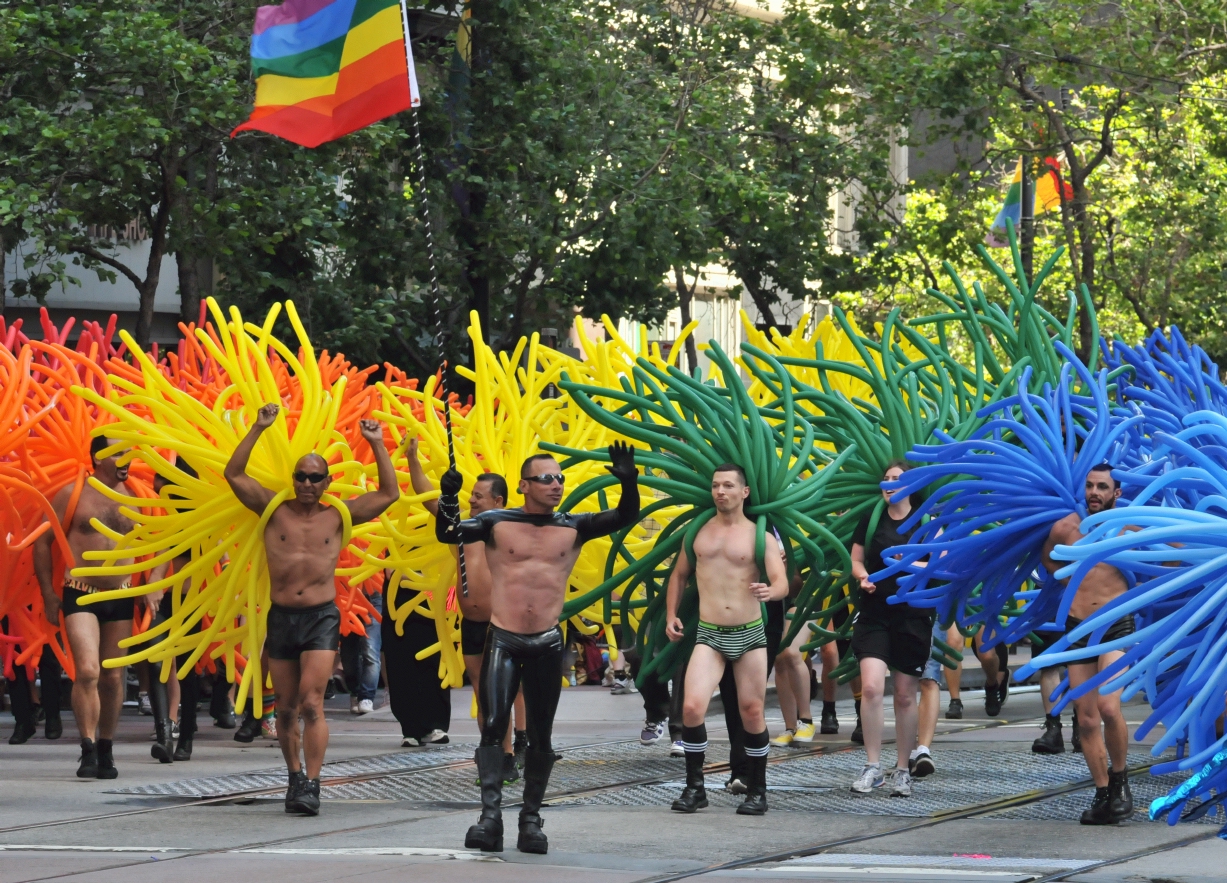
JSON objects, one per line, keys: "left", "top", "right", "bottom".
{"left": 346, "top": 420, "right": 401, "bottom": 523}
{"left": 576, "top": 442, "right": 641, "bottom": 540}
{"left": 664, "top": 542, "right": 693, "bottom": 642}
{"left": 406, "top": 438, "right": 438, "bottom": 517}
{"left": 34, "top": 485, "right": 72, "bottom": 625}
{"left": 224, "top": 404, "right": 279, "bottom": 515}
{"left": 434, "top": 467, "right": 492, "bottom": 545}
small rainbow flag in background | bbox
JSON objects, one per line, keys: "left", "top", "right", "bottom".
{"left": 232, "top": 0, "right": 420, "bottom": 148}
{"left": 986, "top": 157, "right": 1073, "bottom": 247}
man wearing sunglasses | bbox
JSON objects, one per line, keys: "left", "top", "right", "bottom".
{"left": 225, "top": 404, "right": 399, "bottom": 816}
{"left": 436, "top": 442, "right": 640, "bottom": 855}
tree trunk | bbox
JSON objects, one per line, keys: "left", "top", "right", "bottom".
{"left": 740, "top": 268, "right": 779, "bottom": 330}
{"left": 0, "top": 232, "right": 6, "bottom": 316}
{"left": 674, "top": 265, "right": 699, "bottom": 374}
{"left": 136, "top": 155, "right": 179, "bottom": 349}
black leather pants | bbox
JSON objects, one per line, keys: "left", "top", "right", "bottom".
{"left": 478, "top": 625, "right": 564, "bottom": 752}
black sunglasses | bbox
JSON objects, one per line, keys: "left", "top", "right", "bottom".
{"left": 524, "top": 473, "right": 565, "bottom": 485}
{"left": 293, "top": 471, "right": 330, "bottom": 484}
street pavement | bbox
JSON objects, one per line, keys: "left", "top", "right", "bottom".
{"left": 1, "top": 665, "right": 1224, "bottom": 883}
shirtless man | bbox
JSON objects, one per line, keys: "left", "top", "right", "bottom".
{"left": 225, "top": 405, "right": 399, "bottom": 816}
{"left": 1042, "top": 463, "right": 1134, "bottom": 825}
{"left": 35, "top": 435, "right": 135, "bottom": 779}
{"left": 665, "top": 464, "right": 789, "bottom": 816}
{"left": 408, "top": 440, "right": 522, "bottom": 781}
{"left": 436, "top": 444, "right": 639, "bottom": 854}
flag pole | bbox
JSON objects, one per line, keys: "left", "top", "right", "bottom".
{"left": 398, "top": 0, "right": 468, "bottom": 598}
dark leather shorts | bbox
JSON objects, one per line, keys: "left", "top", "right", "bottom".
{"left": 265, "top": 601, "right": 340, "bottom": 661}
{"left": 62, "top": 587, "right": 135, "bottom": 624}
{"left": 1066, "top": 614, "right": 1136, "bottom": 652}
{"left": 461, "top": 618, "right": 490, "bottom": 656}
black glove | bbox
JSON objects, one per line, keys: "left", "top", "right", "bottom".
{"left": 605, "top": 441, "right": 637, "bottom": 481}
{"left": 439, "top": 468, "right": 464, "bottom": 497}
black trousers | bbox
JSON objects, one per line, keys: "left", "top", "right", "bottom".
{"left": 478, "top": 625, "right": 564, "bottom": 753}
{"left": 382, "top": 613, "right": 451, "bottom": 739}
{"left": 7, "top": 643, "right": 63, "bottom": 725}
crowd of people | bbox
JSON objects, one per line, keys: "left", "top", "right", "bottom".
{"left": 2, "top": 422, "right": 1138, "bottom": 849}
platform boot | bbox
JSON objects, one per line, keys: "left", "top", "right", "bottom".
{"left": 517, "top": 748, "right": 556, "bottom": 854}
{"left": 149, "top": 677, "right": 173, "bottom": 763}
{"left": 465, "top": 745, "right": 505, "bottom": 852}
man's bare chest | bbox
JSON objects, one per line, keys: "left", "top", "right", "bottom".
{"left": 488, "top": 522, "right": 578, "bottom": 563}
{"left": 266, "top": 509, "right": 342, "bottom": 553}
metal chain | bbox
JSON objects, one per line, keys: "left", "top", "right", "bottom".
{"left": 410, "top": 105, "right": 468, "bottom": 597}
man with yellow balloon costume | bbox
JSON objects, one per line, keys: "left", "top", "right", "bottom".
{"left": 225, "top": 404, "right": 400, "bottom": 816}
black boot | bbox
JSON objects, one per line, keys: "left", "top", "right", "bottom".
{"left": 1032, "top": 715, "right": 1065, "bottom": 755}
{"left": 820, "top": 703, "right": 839, "bottom": 735}
{"left": 736, "top": 754, "right": 769, "bottom": 815}
{"left": 96, "top": 738, "right": 118, "bottom": 779}
{"left": 1071, "top": 707, "right": 1082, "bottom": 753}
{"left": 1107, "top": 769, "right": 1133, "bottom": 822}
{"left": 77, "top": 738, "right": 98, "bottom": 778}
{"left": 149, "top": 679, "right": 173, "bottom": 763}
{"left": 284, "top": 770, "right": 308, "bottom": 813}
{"left": 234, "top": 710, "right": 261, "bottom": 743}
{"left": 671, "top": 749, "right": 708, "bottom": 813}
{"left": 1080, "top": 785, "right": 1115, "bottom": 825}
{"left": 173, "top": 731, "right": 194, "bottom": 761}
{"left": 517, "top": 748, "right": 555, "bottom": 854}
{"left": 298, "top": 778, "right": 321, "bottom": 816}
{"left": 9, "top": 720, "right": 36, "bottom": 744}
{"left": 502, "top": 752, "right": 520, "bottom": 784}
{"left": 851, "top": 700, "right": 864, "bottom": 745}
{"left": 45, "top": 714, "right": 63, "bottom": 740}
{"left": 465, "top": 745, "right": 505, "bottom": 852}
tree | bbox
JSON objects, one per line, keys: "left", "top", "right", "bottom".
{"left": 819, "top": 0, "right": 1227, "bottom": 356}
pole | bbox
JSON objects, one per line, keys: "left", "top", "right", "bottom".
{"left": 399, "top": 0, "right": 468, "bottom": 597}
{"left": 1020, "top": 153, "right": 1034, "bottom": 287}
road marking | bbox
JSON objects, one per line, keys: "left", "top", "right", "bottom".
{"left": 234, "top": 847, "right": 501, "bottom": 861}
{"left": 0, "top": 846, "right": 188, "bottom": 852}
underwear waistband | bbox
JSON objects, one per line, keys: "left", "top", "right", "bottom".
{"left": 269, "top": 600, "right": 337, "bottom": 615}
{"left": 489, "top": 623, "right": 563, "bottom": 640}
{"left": 64, "top": 577, "right": 131, "bottom": 594}
{"left": 697, "top": 618, "right": 764, "bottom": 633}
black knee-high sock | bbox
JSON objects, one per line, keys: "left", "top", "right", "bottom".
{"left": 744, "top": 729, "right": 769, "bottom": 758}
{"left": 680, "top": 724, "right": 707, "bottom": 756}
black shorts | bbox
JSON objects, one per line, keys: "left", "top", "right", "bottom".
{"left": 62, "top": 587, "right": 135, "bottom": 624}
{"left": 461, "top": 618, "right": 490, "bottom": 657}
{"left": 1032, "top": 629, "right": 1064, "bottom": 659}
{"left": 265, "top": 601, "right": 340, "bottom": 661}
{"left": 851, "top": 608, "right": 935, "bottom": 677}
{"left": 1066, "top": 614, "right": 1136, "bottom": 653}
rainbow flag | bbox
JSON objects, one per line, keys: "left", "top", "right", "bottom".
{"left": 987, "top": 157, "right": 1073, "bottom": 247}
{"left": 232, "top": 0, "right": 420, "bottom": 148}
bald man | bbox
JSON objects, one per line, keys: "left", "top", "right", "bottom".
{"left": 225, "top": 404, "right": 399, "bottom": 816}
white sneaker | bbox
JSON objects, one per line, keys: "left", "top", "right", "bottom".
{"left": 357, "top": 698, "right": 374, "bottom": 714}
{"left": 889, "top": 768, "right": 913, "bottom": 797}
{"left": 850, "top": 764, "right": 884, "bottom": 793}
{"left": 424, "top": 729, "right": 449, "bottom": 744}
{"left": 349, "top": 696, "right": 361, "bottom": 715}
{"left": 640, "top": 720, "right": 667, "bottom": 745}
{"left": 669, "top": 740, "right": 685, "bottom": 757}
{"left": 138, "top": 692, "right": 152, "bottom": 716}
{"left": 401, "top": 736, "right": 421, "bottom": 747}
{"left": 611, "top": 677, "right": 637, "bottom": 695}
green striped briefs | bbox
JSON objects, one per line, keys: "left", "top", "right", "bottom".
{"left": 695, "top": 618, "right": 767, "bottom": 662}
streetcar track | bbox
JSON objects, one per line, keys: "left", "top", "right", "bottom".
{"left": 7, "top": 713, "right": 1197, "bottom": 883}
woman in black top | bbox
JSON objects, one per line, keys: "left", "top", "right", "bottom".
{"left": 848, "top": 461, "right": 935, "bottom": 798}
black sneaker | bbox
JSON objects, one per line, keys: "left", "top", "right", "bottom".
{"left": 284, "top": 770, "right": 307, "bottom": 814}
{"left": 850, "top": 715, "right": 864, "bottom": 745}
{"left": 984, "top": 680, "right": 1002, "bottom": 717}
{"left": 997, "top": 670, "right": 1010, "bottom": 710}
{"left": 945, "top": 698, "right": 963, "bottom": 720}
{"left": 76, "top": 738, "right": 98, "bottom": 778}
{"left": 96, "top": 738, "right": 118, "bottom": 779}
{"left": 501, "top": 753, "right": 520, "bottom": 784}
{"left": 45, "top": 715, "right": 63, "bottom": 740}
{"left": 910, "top": 750, "right": 935, "bottom": 778}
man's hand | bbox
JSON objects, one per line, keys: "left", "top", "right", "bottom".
{"left": 144, "top": 589, "right": 164, "bottom": 611}
{"left": 42, "top": 591, "right": 60, "bottom": 626}
{"left": 358, "top": 419, "right": 383, "bottom": 445}
{"left": 606, "top": 440, "right": 637, "bottom": 480}
{"left": 440, "top": 468, "right": 464, "bottom": 497}
{"left": 859, "top": 575, "right": 876, "bottom": 593}
{"left": 406, "top": 437, "right": 419, "bottom": 460}
{"left": 666, "top": 615, "right": 685, "bottom": 642}
{"left": 254, "top": 403, "right": 279, "bottom": 428}
{"left": 749, "top": 581, "right": 772, "bottom": 602}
